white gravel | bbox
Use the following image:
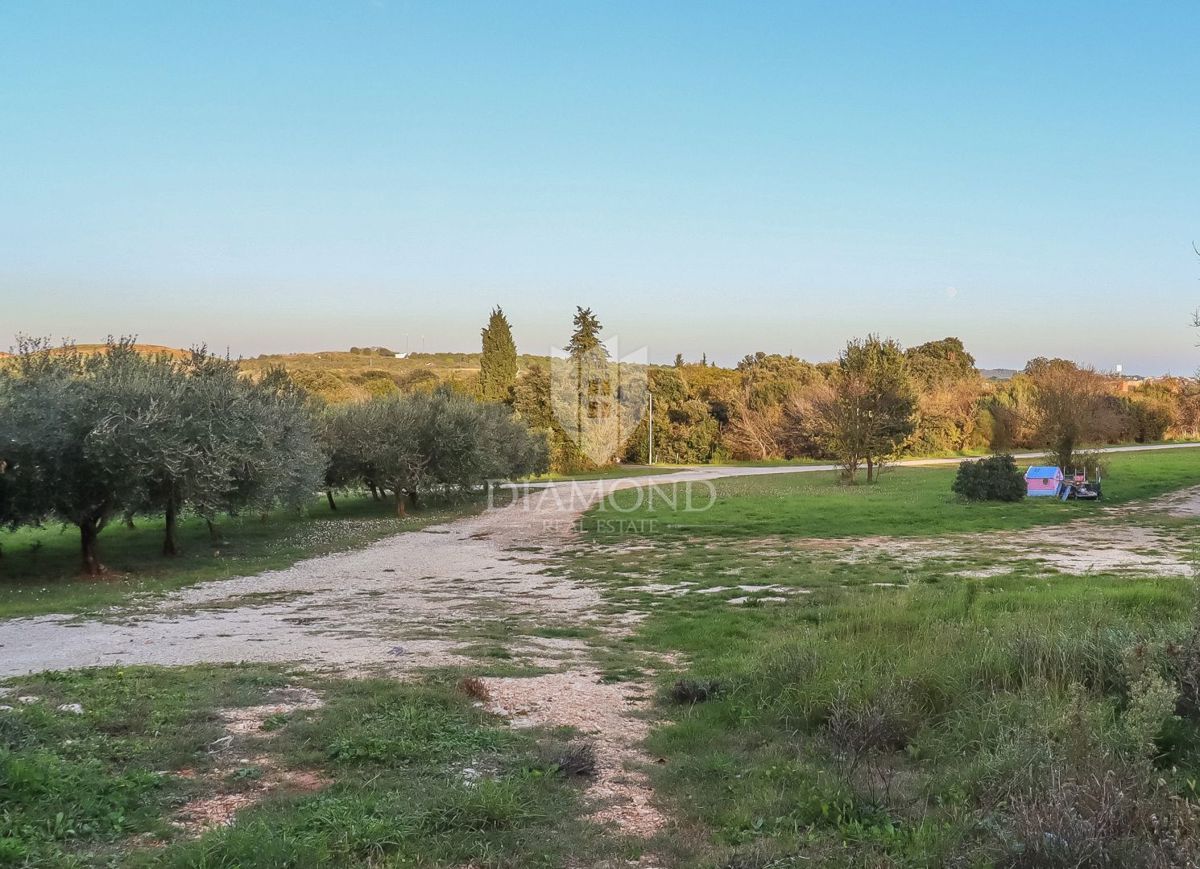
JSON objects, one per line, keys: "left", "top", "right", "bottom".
{"left": 2, "top": 446, "right": 1198, "bottom": 678}
{"left": 0, "top": 469, "right": 736, "bottom": 677}
{"left": 0, "top": 480, "right": 609, "bottom": 677}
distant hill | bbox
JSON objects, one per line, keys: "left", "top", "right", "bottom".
{"left": 240, "top": 350, "right": 551, "bottom": 403}
{"left": 0, "top": 343, "right": 191, "bottom": 363}
{"left": 70, "top": 343, "right": 191, "bottom": 359}
{"left": 978, "top": 368, "right": 1019, "bottom": 381}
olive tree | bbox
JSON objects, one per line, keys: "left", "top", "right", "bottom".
{"left": 359, "top": 394, "right": 427, "bottom": 516}
{"left": 318, "top": 402, "right": 371, "bottom": 510}
{"left": 0, "top": 340, "right": 147, "bottom": 573}
{"left": 317, "top": 388, "right": 548, "bottom": 514}
{"left": 0, "top": 339, "right": 324, "bottom": 570}
{"left": 224, "top": 366, "right": 325, "bottom": 520}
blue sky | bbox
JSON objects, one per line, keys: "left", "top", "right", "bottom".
{"left": 1, "top": 2, "right": 1197, "bottom": 373}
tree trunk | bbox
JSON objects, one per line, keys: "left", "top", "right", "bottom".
{"left": 866, "top": 456, "right": 875, "bottom": 483}
{"left": 394, "top": 490, "right": 407, "bottom": 518}
{"left": 326, "top": 490, "right": 338, "bottom": 511}
{"left": 163, "top": 498, "right": 179, "bottom": 556}
{"left": 369, "top": 483, "right": 381, "bottom": 502}
{"left": 79, "top": 519, "right": 104, "bottom": 577}
{"left": 408, "top": 489, "right": 419, "bottom": 510}
{"left": 206, "top": 519, "right": 221, "bottom": 545}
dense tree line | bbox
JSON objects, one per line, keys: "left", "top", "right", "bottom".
{"left": 494, "top": 310, "right": 1200, "bottom": 478}
{"left": 240, "top": 302, "right": 1200, "bottom": 481}
{"left": 0, "top": 339, "right": 548, "bottom": 574}
{"left": 633, "top": 339, "right": 1200, "bottom": 480}
{"left": 484, "top": 310, "right": 1199, "bottom": 479}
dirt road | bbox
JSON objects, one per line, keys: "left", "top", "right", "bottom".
{"left": 2, "top": 441, "right": 1197, "bottom": 677}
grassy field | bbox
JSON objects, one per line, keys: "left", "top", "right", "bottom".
{"left": 0, "top": 493, "right": 501, "bottom": 620}
{"left": 6, "top": 449, "right": 1200, "bottom": 866}
{"left": 582, "top": 447, "right": 1200, "bottom": 539}
{"left": 0, "top": 665, "right": 618, "bottom": 867}
{"left": 575, "top": 448, "right": 1200, "bottom": 866}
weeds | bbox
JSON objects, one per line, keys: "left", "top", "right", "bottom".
{"left": 551, "top": 739, "right": 598, "bottom": 777}
{"left": 578, "top": 506, "right": 1200, "bottom": 864}
{"left": 0, "top": 666, "right": 615, "bottom": 867}
{"left": 456, "top": 675, "right": 491, "bottom": 702}
{"left": 669, "top": 678, "right": 724, "bottom": 705}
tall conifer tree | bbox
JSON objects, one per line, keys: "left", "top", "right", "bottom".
{"left": 479, "top": 307, "right": 517, "bottom": 403}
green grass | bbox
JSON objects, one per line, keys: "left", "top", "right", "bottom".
{"left": 0, "top": 665, "right": 621, "bottom": 867}
{"left": 581, "top": 447, "right": 1200, "bottom": 539}
{"left": 0, "top": 492, "right": 501, "bottom": 619}
{"left": 574, "top": 448, "right": 1200, "bottom": 865}
{"left": 0, "top": 665, "right": 291, "bottom": 866}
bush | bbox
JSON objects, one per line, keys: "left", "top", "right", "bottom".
{"left": 455, "top": 676, "right": 489, "bottom": 702}
{"left": 669, "top": 678, "right": 724, "bottom": 705}
{"left": 952, "top": 454, "right": 1026, "bottom": 502}
{"left": 552, "top": 740, "right": 597, "bottom": 777}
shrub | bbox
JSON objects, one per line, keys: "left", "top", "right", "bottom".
{"left": 455, "top": 677, "right": 490, "bottom": 702}
{"left": 999, "top": 763, "right": 1199, "bottom": 868}
{"left": 668, "top": 678, "right": 723, "bottom": 705}
{"left": 952, "top": 454, "right": 1026, "bottom": 502}
{"left": 826, "top": 682, "right": 920, "bottom": 755}
{"left": 553, "top": 740, "right": 597, "bottom": 777}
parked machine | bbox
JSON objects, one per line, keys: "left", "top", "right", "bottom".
{"left": 1059, "top": 468, "right": 1102, "bottom": 501}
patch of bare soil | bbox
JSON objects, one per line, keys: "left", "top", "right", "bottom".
{"left": 0, "top": 482, "right": 622, "bottom": 678}
{"left": 834, "top": 527, "right": 1191, "bottom": 577}
{"left": 173, "top": 687, "right": 329, "bottom": 834}
{"left": 1001, "top": 523, "right": 1191, "bottom": 575}
{"left": 761, "top": 487, "right": 1200, "bottom": 578}
{"left": 994, "top": 485, "right": 1200, "bottom": 575}
{"left": 482, "top": 670, "right": 666, "bottom": 838}
{"left": 217, "top": 686, "right": 324, "bottom": 735}
{"left": 174, "top": 763, "right": 330, "bottom": 834}
{"left": 1139, "top": 485, "right": 1200, "bottom": 519}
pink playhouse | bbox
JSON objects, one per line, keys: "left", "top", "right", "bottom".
{"left": 1024, "top": 466, "right": 1064, "bottom": 497}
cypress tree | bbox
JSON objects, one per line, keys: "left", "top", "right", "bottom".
{"left": 479, "top": 306, "right": 518, "bottom": 403}
{"left": 566, "top": 307, "right": 606, "bottom": 446}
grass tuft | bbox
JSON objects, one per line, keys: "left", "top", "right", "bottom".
{"left": 456, "top": 675, "right": 491, "bottom": 702}
{"left": 668, "top": 678, "right": 724, "bottom": 705}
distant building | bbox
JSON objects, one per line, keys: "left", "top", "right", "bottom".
{"left": 394, "top": 353, "right": 408, "bottom": 359}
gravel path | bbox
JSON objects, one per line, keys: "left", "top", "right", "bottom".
{"left": 0, "top": 468, "right": 729, "bottom": 677}
{"left": 3, "top": 442, "right": 1198, "bottom": 677}
{"left": 0, "top": 480, "right": 601, "bottom": 677}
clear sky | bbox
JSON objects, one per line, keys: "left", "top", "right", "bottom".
{"left": 2, "top": 2, "right": 1197, "bottom": 373}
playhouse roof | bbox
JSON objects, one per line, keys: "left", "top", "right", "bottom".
{"left": 1025, "top": 466, "right": 1062, "bottom": 480}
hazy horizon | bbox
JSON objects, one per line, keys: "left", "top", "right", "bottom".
{"left": 3, "top": 2, "right": 1197, "bottom": 375}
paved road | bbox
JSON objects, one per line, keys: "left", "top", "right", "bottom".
{"left": 514, "top": 441, "right": 1200, "bottom": 492}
